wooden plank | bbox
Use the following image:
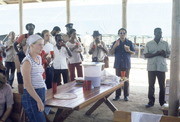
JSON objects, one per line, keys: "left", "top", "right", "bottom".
{"left": 46, "top": 81, "right": 76, "bottom": 100}
{"left": 114, "top": 111, "right": 131, "bottom": 122}
{"left": 66, "top": 86, "right": 111, "bottom": 109}
{"left": 46, "top": 82, "right": 102, "bottom": 108}
{"left": 3, "top": 0, "right": 65, "bottom": 4}
{"left": 46, "top": 85, "right": 107, "bottom": 109}
{"left": 113, "top": 111, "right": 180, "bottom": 122}
{"left": 0, "top": 0, "right": 7, "bottom": 4}
{"left": 77, "top": 82, "right": 124, "bottom": 110}
{"left": 46, "top": 81, "right": 124, "bottom": 110}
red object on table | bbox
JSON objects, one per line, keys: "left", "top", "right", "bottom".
{"left": 76, "top": 42, "right": 79, "bottom": 46}
{"left": 83, "top": 80, "right": 92, "bottom": 90}
{"left": 50, "top": 51, "right": 54, "bottom": 55}
{"left": 120, "top": 71, "right": 126, "bottom": 78}
{"left": 52, "top": 82, "right": 57, "bottom": 94}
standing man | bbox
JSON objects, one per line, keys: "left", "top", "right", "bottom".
{"left": 5, "top": 31, "right": 16, "bottom": 87}
{"left": 89, "top": 31, "right": 108, "bottom": 63}
{"left": 50, "top": 26, "right": 61, "bottom": 46}
{"left": 14, "top": 23, "right": 35, "bottom": 53}
{"left": 62, "top": 23, "right": 73, "bottom": 43}
{"left": 144, "top": 28, "right": 170, "bottom": 108}
{"left": 110, "top": 28, "right": 135, "bottom": 101}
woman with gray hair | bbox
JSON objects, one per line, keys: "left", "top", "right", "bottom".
{"left": 21, "top": 34, "right": 46, "bottom": 122}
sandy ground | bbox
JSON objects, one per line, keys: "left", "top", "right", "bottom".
{"left": 12, "top": 57, "right": 170, "bottom": 122}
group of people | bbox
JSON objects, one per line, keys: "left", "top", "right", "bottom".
{"left": 0, "top": 24, "right": 170, "bottom": 121}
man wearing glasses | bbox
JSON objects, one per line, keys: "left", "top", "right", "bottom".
{"left": 110, "top": 28, "right": 135, "bottom": 101}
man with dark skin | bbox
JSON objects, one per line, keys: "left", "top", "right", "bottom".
{"left": 144, "top": 28, "right": 170, "bottom": 108}
{"left": 51, "top": 26, "right": 61, "bottom": 37}
{"left": 62, "top": 23, "right": 73, "bottom": 43}
{"left": 0, "top": 73, "right": 13, "bottom": 122}
{"left": 50, "top": 26, "right": 61, "bottom": 45}
{"left": 89, "top": 31, "right": 108, "bottom": 62}
{"left": 14, "top": 23, "right": 35, "bottom": 53}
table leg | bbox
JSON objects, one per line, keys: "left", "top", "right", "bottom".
{"left": 85, "top": 93, "right": 117, "bottom": 115}
{"left": 104, "top": 98, "right": 118, "bottom": 112}
{"left": 85, "top": 97, "right": 106, "bottom": 115}
{"left": 53, "top": 108, "right": 74, "bottom": 122}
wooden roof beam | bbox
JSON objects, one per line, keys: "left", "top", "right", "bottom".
{"left": 0, "top": 0, "right": 7, "bottom": 4}
{"left": 36, "top": 0, "right": 42, "bottom": 2}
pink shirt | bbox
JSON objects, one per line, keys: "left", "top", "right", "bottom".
{"left": 0, "top": 83, "right": 14, "bottom": 117}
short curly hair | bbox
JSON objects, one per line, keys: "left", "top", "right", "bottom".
{"left": 26, "top": 23, "right": 35, "bottom": 30}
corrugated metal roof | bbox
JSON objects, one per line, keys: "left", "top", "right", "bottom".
{"left": 0, "top": 0, "right": 65, "bottom": 5}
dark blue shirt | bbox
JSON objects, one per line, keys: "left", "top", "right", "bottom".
{"left": 113, "top": 39, "right": 135, "bottom": 70}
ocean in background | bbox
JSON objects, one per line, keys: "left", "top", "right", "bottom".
{"left": 0, "top": 1, "right": 172, "bottom": 38}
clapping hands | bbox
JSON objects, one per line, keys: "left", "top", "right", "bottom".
{"left": 124, "top": 45, "right": 130, "bottom": 52}
{"left": 156, "top": 50, "right": 166, "bottom": 57}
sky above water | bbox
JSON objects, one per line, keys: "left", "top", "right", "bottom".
{"left": 0, "top": 0, "right": 172, "bottom": 37}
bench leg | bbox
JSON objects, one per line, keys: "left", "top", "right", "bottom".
{"left": 53, "top": 108, "right": 73, "bottom": 122}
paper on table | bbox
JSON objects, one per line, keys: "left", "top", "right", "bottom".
{"left": 54, "top": 93, "right": 77, "bottom": 100}
{"left": 131, "top": 112, "right": 162, "bottom": 122}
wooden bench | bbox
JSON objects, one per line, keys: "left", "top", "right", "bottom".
{"left": 113, "top": 111, "right": 180, "bottom": 122}
{"left": 46, "top": 81, "right": 125, "bottom": 122}
{"left": 10, "top": 93, "right": 25, "bottom": 122}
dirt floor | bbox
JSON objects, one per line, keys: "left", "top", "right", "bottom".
{"left": 12, "top": 57, "right": 170, "bottom": 122}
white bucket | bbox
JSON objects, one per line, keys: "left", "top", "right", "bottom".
{"left": 85, "top": 76, "right": 101, "bottom": 87}
{"left": 82, "top": 62, "right": 104, "bottom": 77}
{"left": 82, "top": 62, "right": 104, "bottom": 87}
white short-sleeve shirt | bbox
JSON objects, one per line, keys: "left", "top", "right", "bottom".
{"left": 53, "top": 46, "right": 70, "bottom": 69}
{"left": 66, "top": 41, "right": 82, "bottom": 64}
{"left": 43, "top": 42, "right": 54, "bottom": 54}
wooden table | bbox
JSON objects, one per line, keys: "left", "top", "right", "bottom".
{"left": 45, "top": 81, "right": 124, "bottom": 122}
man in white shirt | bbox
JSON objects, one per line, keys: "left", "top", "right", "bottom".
{"left": 61, "top": 23, "right": 73, "bottom": 43}
{"left": 52, "top": 34, "right": 72, "bottom": 85}
{"left": 50, "top": 26, "right": 61, "bottom": 46}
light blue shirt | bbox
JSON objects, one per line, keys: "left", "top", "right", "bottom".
{"left": 144, "top": 40, "right": 170, "bottom": 72}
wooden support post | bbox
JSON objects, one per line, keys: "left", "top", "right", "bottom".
{"left": 66, "top": 0, "right": 70, "bottom": 24}
{"left": 169, "top": 0, "right": 180, "bottom": 116}
{"left": 122, "top": 0, "right": 127, "bottom": 29}
{"left": 0, "top": 0, "right": 6, "bottom": 4}
{"left": 19, "top": 0, "right": 23, "bottom": 35}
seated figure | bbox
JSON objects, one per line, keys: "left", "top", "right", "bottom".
{"left": 0, "top": 73, "right": 14, "bottom": 122}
